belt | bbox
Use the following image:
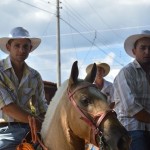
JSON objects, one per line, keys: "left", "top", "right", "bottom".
{"left": 0, "top": 122, "right": 29, "bottom": 127}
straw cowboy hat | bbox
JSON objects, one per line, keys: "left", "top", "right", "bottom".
{"left": 86, "top": 62, "right": 110, "bottom": 77}
{"left": 0, "top": 27, "right": 41, "bottom": 54}
{"left": 124, "top": 30, "right": 150, "bottom": 58}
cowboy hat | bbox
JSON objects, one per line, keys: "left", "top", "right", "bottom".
{"left": 124, "top": 30, "right": 150, "bottom": 58}
{"left": 0, "top": 27, "right": 41, "bottom": 54}
{"left": 86, "top": 62, "right": 110, "bottom": 77}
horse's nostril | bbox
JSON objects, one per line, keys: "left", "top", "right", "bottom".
{"left": 117, "top": 135, "right": 131, "bottom": 150}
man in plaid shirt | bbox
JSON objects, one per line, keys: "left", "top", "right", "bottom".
{"left": 0, "top": 27, "right": 48, "bottom": 150}
{"left": 113, "top": 30, "right": 150, "bottom": 150}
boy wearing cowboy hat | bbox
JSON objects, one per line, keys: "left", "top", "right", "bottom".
{"left": 86, "top": 62, "right": 114, "bottom": 108}
{"left": 86, "top": 62, "right": 114, "bottom": 150}
{"left": 113, "top": 30, "right": 150, "bottom": 150}
{"left": 0, "top": 27, "right": 48, "bottom": 149}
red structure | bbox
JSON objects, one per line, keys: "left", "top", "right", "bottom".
{"left": 43, "top": 81, "right": 57, "bottom": 104}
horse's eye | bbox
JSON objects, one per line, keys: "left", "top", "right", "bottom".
{"left": 80, "top": 97, "right": 90, "bottom": 107}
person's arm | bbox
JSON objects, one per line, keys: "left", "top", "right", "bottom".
{"left": 2, "top": 102, "right": 44, "bottom": 131}
{"left": 0, "top": 78, "right": 31, "bottom": 122}
{"left": 30, "top": 73, "right": 48, "bottom": 130}
{"left": 1, "top": 102, "right": 31, "bottom": 123}
{"left": 36, "top": 73, "right": 48, "bottom": 115}
{"left": 134, "top": 109, "right": 150, "bottom": 123}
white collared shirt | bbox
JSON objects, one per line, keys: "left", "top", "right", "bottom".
{"left": 113, "top": 59, "right": 150, "bottom": 131}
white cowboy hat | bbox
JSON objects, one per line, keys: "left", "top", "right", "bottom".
{"left": 124, "top": 30, "right": 150, "bottom": 58}
{"left": 86, "top": 62, "right": 110, "bottom": 77}
{"left": 0, "top": 27, "right": 41, "bottom": 54}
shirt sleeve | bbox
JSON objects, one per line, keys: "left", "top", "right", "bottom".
{"left": 101, "top": 81, "right": 114, "bottom": 104}
{"left": 0, "top": 81, "right": 14, "bottom": 109}
{"left": 35, "top": 73, "right": 48, "bottom": 115}
{"left": 107, "top": 84, "right": 114, "bottom": 104}
{"left": 113, "top": 68, "right": 143, "bottom": 117}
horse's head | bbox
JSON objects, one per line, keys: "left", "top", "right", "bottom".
{"left": 67, "top": 61, "right": 131, "bottom": 150}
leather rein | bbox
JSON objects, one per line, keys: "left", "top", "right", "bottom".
{"left": 67, "top": 83, "right": 116, "bottom": 149}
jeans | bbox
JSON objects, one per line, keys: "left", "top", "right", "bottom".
{"left": 0, "top": 123, "right": 30, "bottom": 150}
{"left": 128, "top": 130, "right": 150, "bottom": 150}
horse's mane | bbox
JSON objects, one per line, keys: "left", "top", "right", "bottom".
{"left": 41, "top": 79, "right": 68, "bottom": 138}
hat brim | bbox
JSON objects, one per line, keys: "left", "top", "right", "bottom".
{"left": 124, "top": 34, "right": 150, "bottom": 58}
{"left": 0, "top": 37, "right": 41, "bottom": 54}
{"left": 86, "top": 63, "right": 110, "bottom": 77}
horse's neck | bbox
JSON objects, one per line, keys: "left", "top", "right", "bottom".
{"left": 43, "top": 94, "right": 85, "bottom": 150}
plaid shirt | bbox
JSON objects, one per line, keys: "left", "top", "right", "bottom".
{"left": 113, "top": 60, "right": 150, "bottom": 131}
{"left": 0, "top": 56, "right": 48, "bottom": 122}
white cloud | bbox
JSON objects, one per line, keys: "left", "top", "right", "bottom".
{"left": 34, "top": 11, "right": 52, "bottom": 21}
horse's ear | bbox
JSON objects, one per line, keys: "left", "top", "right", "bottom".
{"left": 84, "top": 63, "right": 97, "bottom": 83}
{"left": 69, "top": 61, "right": 79, "bottom": 85}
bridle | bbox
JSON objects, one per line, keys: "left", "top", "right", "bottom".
{"left": 67, "top": 83, "right": 116, "bottom": 150}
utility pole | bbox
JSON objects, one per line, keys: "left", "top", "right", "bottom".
{"left": 56, "top": 0, "right": 61, "bottom": 87}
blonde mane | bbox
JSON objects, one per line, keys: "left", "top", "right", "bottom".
{"left": 41, "top": 79, "right": 68, "bottom": 139}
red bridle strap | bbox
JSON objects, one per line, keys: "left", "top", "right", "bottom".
{"left": 95, "top": 110, "right": 117, "bottom": 128}
{"left": 67, "top": 85, "right": 97, "bottom": 129}
{"left": 67, "top": 84, "right": 115, "bottom": 147}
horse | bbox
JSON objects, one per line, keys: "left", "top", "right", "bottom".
{"left": 40, "top": 61, "right": 131, "bottom": 150}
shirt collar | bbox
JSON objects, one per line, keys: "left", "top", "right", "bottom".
{"left": 3, "top": 56, "right": 30, "bottom": 74}
{"left": 133, "top": 59, "right": 142, "bottom": 69}
{"left": 3, "top": 56, "right": 12, "bottom": 71}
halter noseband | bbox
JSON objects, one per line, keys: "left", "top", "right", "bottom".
{"left": 67, "top": 83, "right": 116, "bottom": 149}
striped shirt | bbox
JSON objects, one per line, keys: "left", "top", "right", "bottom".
{"left": 0, "top": 56, "right": 48, "bottom": 122}
{"left": 101, "top": 79, "right": 114, "bottom": 105}
{"left": 113, "top": 60, "right": 150, "bottom": 131}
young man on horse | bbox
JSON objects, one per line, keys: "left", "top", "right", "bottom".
{"left": 0, "top": 27, "right": 48, "bottom": 149}
{"left": 86, "top": 62, "right": 115, "bottom": 108}
{"left": 113, "top": 30, "right": 150, "bottom": 150}
{"left": 85, "top": 62, "right": 115, "bottom": 150}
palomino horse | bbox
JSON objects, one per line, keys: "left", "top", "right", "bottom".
{"left": 40, "top": 61, "right": 131, "bottom": 150}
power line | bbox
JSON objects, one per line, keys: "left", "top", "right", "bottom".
{"left": 79, "top": 31, "right": 97, "bottom": 68}
{"left": 17, "top": 0, "right": 56, "bottom": 15}
{"left": 62, "top": 0, "right": 128, "bottom": 65}
{"left": 86, "top": 0, "right": 124, "bottom": 40}
{"left": 17, "top": 0, "right": 147, "bottom": 67}
{"left": 60, "top": 17, "right": 124, "bottom": 66}
{"left": 39, "top": 24, "right": 150, "bottom": 37}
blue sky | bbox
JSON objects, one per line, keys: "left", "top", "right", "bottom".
{"left": 0, "top": 0, "right": 150, "bottom": 85}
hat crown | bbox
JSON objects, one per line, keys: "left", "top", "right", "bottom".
{"left": 9, "top": 27, "right": 30, "bottom": 38}
{"left": 0, "top": 26, "right": 41, "bottom": 54}
{"left": 86, "top": 62, "right": 110, "bottom": 77}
